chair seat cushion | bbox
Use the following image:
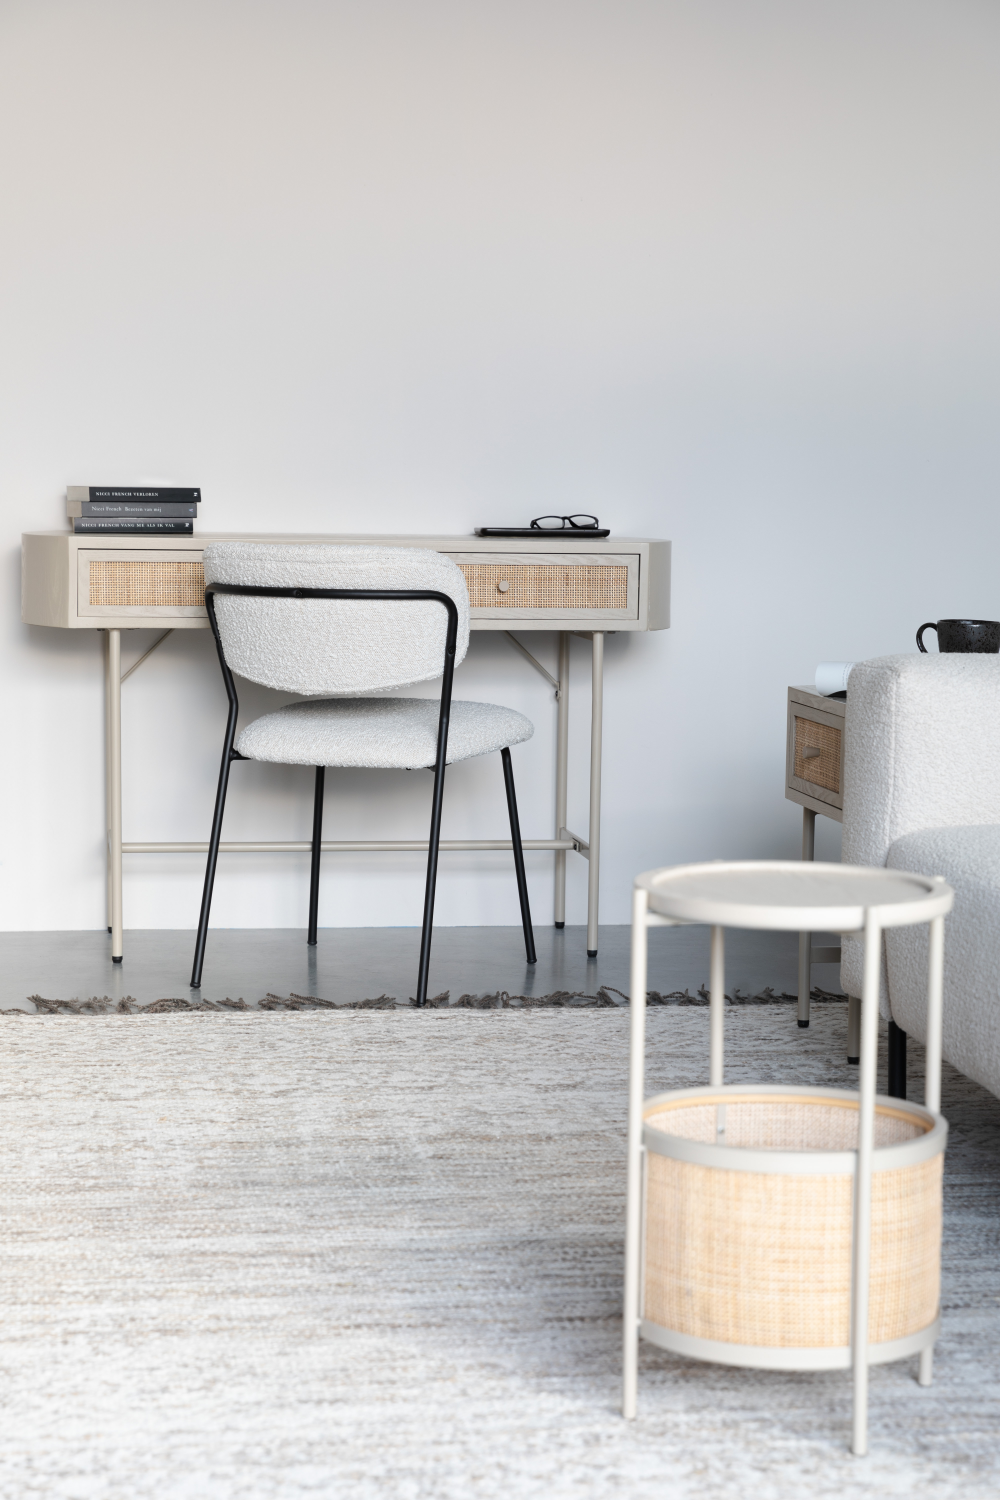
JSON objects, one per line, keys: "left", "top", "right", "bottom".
{"left": 235, "top": 697, "right": 534, "bottom": 769}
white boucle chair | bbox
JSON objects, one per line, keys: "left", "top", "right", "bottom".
{"left": 840, "top": 654, "right": 1000, "bottom": 1100}
{"left": 191, "top": 543, "right": 537, "bottom": 1003}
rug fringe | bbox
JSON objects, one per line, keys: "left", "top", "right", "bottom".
{"left": 2, "top": 983, "right": 847, "bottom": 1015}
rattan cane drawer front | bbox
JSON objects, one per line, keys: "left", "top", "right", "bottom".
{"left": 786, "top": 700, "right": 845, "bottom": 812}
{"left": 78, "top": 551, "right": 207, "bottom": 618}
{"left": 448, "top": 552, "right": 639, "bottom": 619}
{"left": 793, "top": 716, "right": 841, "bottom": 793}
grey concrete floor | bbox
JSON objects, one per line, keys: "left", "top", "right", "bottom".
{"left": 0, "top": 925, "right": 843, "bottom": 1011}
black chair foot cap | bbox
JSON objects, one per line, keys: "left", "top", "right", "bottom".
{"left": 587, "top": 949, "right": 597, "bottom": 958}
{"left": 112, "top": 956, "right": 123, "bottom": 964}
{"left": 847, "top": 1055, "right": 859, "bottom": 1065}
{"left": 306, "top": 940, "right": 317, "bottom": 947}
{"left": 107, "top": 926, "right": 112, "bottom": 934}
{"left": 554, "top": 921, "right": 565, "bottom": 929}
{"left": 797, "top": 1018, "right": 809, "bottom": 1029}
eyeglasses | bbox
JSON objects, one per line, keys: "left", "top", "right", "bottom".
{"left": 530, "top": 514, "right": 600, "bottom": 530}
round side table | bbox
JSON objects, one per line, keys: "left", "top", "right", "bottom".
{"left": 622, "top": 860, "right": 954, "bottom": 1457}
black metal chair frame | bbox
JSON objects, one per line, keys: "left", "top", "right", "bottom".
{"left": 190, "top": 582, "right": 537, "bottom": 1001}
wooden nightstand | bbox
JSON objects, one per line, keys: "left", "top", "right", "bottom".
{"left": 785, "top": 686, "right": 850, "bottom": 1040}
{"left": 786, "top": 684, "right": 845, "bottom": 822}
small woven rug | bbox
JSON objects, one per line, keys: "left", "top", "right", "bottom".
{"left": 3, "top": 1005, "right": 993, "bottom": 1500}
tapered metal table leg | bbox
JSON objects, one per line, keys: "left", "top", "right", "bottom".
{"left": 798, "top": 808, "right": 816, "bottom": 1027}
{"left": 554, "top": 632, "right": 569, "bottom": 929}
{"left": 587, "top": 631, "right": 604, "bottom": 957}
{"left": 108, "top": 628, "right": 123, "bottom": 962}
{"left": 104, "top": 632, "right": 113, "bottom": 933}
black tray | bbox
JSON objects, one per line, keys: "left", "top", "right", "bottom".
{"left": 474, "top": 527, "right": 610, "bottom": 539}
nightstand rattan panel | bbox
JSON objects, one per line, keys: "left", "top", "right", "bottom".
{"left": 793, "top": 716, "right": 842, "bottom": 794}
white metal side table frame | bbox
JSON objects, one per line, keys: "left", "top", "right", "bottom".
{"left": 622, "top": 860, "right": 953, "bottom": 1456}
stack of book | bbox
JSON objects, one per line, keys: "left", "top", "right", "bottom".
{"left": 67, "top": 486, "right": 201, "bottom": 535}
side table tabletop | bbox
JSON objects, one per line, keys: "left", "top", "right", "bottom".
{"left": 622, "top": 860, "right": 953, "bottom": 1456}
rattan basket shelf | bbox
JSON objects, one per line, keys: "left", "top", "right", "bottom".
{"left": 640, "top": 1083, "right": 945, "bottom": 1370}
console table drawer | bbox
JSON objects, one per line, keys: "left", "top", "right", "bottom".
{"left": 447, "top": 552, "right": 639, "bottom": 619}
{"left": 78, "top": 551, "right": 207, "bottom": 618}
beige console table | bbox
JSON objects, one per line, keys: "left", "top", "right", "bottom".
{"left": 22, "top": 531, "right": 670, "bottom": 962}
{"left": 785, "top": 684, "right": 848, "bottom": 1035}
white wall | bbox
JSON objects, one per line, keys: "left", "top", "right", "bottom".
{"left": 2, "top": 0, "right": 999, "bottom": 931}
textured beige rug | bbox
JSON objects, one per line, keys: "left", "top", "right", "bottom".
{"left": 1, "top": 1007, "right": 998, "bottom": 1499}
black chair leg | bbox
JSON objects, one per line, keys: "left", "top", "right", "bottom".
{"left": 308, "top": 766, "right": 325, "bottom": 946}
{"left": 502, "top": 747, "right": 537, "bottom": 964}
{"left": 415, "top": 759, "right": 447, "bottom": 1007}
{"left": 191, "top": 753, "right": 234, "bottom": 989}
{"left": 888, "top": 1019, "right": 907, "bottom": 1099}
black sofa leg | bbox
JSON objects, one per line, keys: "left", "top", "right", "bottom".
{"left": 888, "top": 1019, "right": 907, "bottom": 1099}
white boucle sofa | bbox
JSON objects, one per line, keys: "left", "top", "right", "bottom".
{"left": 840, "top": 654, "right": 1000, "bottom": 1100}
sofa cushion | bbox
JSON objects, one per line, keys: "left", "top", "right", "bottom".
{"left": 885, "top": 824, "right": 1000, "bottom": 1099}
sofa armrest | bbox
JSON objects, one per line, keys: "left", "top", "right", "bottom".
{"left": 840, "top": 654, "right": 1000, "bottom": 1010}
{"left": 842, "top": 654, "right": 1000, "bottom": 871}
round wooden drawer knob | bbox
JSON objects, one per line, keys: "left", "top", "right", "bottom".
{"left": 497, "top": 580, "right": 510, "bottom": 593}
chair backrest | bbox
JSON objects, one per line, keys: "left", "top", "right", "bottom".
{"left": 201, "top": 542, "right": 471, "bottom": 695}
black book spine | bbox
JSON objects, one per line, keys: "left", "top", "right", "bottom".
{"left": 73, "top": 519, "right": 195, "bottom": 535}
{"left": 73, "top": 502, "right": 198, "bottom": 518}
{"left": 70, "top": 487, "right": 202, "bottom": 504}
